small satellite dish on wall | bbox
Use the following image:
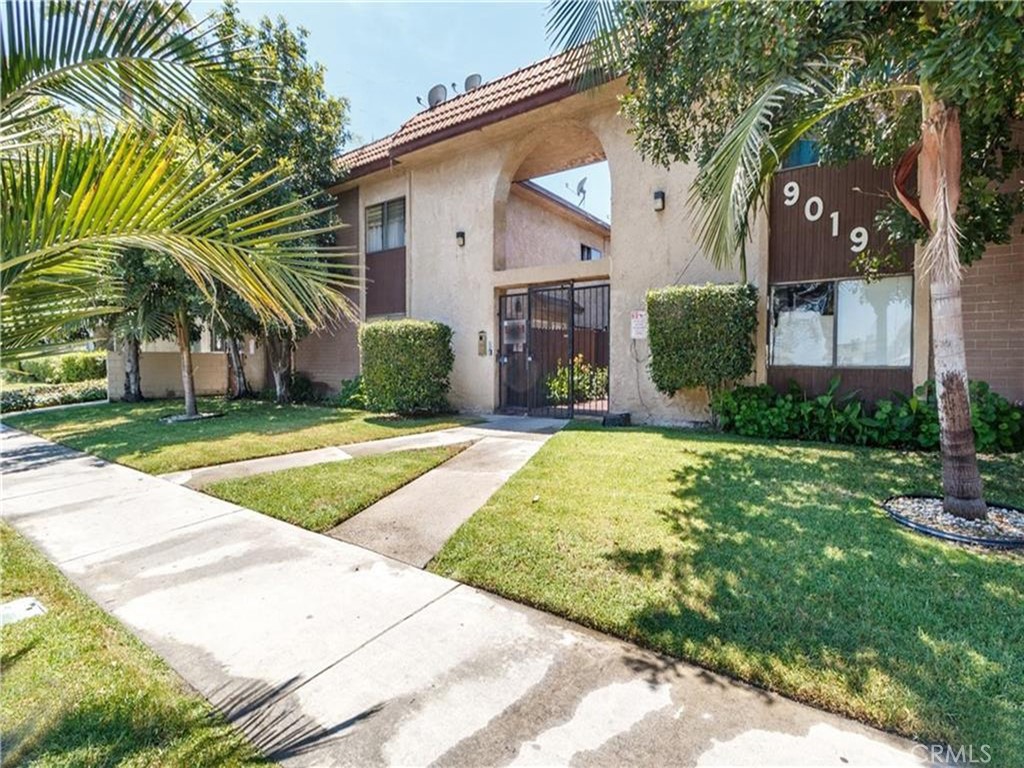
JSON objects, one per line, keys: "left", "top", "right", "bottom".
{"left": 465, "top": 73, "right": 482, "bottom": 91}
{"left": 427, "top": 84, "right": 448, "bottom": 108}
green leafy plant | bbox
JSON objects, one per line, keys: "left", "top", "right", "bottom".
{"left": 0, "top": 379, "right": 106, "bottom": 413}
{"left": 546, "top": 355, "right": 608, "bottom": 405}
{"left": 333, "top": 376, "right": 366, "bottom": 409}
{"left": 713, "top": 378, "right": 1022, "bottom": 453}
{"left": 21, "top": 353, "right": 105, "bottom": 384}
{"left": 646, "top": 284, "right": 758, "bottom": 410}
{"left": 360, "top": 320, "right": 454, "bottom": 415}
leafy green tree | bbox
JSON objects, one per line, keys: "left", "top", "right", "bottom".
{"left": 550, "top": 0, "right": 1024, "bottom": 519}
{"left": 1, "top": 1, "right": 356, "bottom": 361}
{"left": 207, "top": 1, "right": 354, "bottom": 403}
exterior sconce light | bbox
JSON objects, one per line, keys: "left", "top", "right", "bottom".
{"left": 653, "top": 190, "right": 666, "bottom": 212}
{"left": 456, "top": 230, "right": 466, "bottom": 247}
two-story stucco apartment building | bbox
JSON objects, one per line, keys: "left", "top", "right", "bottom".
{"left": 110, "top": 51, "right": 1022, "bottom": 421}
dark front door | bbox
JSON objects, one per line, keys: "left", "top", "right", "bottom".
{"left": 498, "top": 292, "right": 529, "bottom": 411}
{"left": 498, "top": 284, "right": 610, "bottom": 417}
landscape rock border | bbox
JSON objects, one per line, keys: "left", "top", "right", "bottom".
{"left": 882, "top": 494, "right": 1024, "bottom": 550}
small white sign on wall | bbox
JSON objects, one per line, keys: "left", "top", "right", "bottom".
{"left": 630, "top": 310, "right": 648, "bottom": 340}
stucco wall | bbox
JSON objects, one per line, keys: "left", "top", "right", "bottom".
{"left": 504, "top": 187, "right": 609, "bottom": 270}
{"left": 341, "top": 85, "right": 762, "bottom": 421}
{"left": 107, "top": 351, "right": 229, "bottom": 400}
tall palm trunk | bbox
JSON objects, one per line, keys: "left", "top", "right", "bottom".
{"left": 175, "top": 309, "right": 198, "bottom": 418}
{"left": 916, "top": 97, "right": 986, "bottom": 520}
{"left": 122, "top": 335, "right": 144, "bottom": 402}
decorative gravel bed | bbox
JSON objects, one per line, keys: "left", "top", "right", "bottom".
{"left": 884, "top": 495, "right": 1024, "bottom": 548}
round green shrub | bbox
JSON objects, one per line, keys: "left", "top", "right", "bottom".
{"left": 359, "top": 320, "right": 454, "bottom": 415}
{"left": 647, "top": 283, "right": 758, "bottom": 400}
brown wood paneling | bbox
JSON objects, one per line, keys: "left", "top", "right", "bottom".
{"left": 767, "top": 366, "right": 912, "bottom": 402}
{"left": 769, "top": 158, "right": 913, "bottom": 282}
{"left": 365, "top": 246, "right": 406, "bottom": 317}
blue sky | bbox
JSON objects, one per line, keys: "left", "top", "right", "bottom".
{"left": 195, "top": 1, "right": 611, "bottom": 222}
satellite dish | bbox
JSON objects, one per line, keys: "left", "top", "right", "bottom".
{"left": 465, "top": 73, "right": 482, "bottom": 91}
{"left": 427, "top": 84, "right": 447, "bottom": 108}
{"left": 566, "top": 176, "right": 587, "bottom": 206}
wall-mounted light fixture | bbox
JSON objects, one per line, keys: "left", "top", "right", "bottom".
{"left": 456, "top": 230, "right": 466, "bottom": 247}
{"left": 653, "top": 190, "right": 666, "bottom": 212}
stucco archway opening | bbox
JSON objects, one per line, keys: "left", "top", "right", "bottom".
{"left": 492, "top": 122, "right": 612, "bottom": 417}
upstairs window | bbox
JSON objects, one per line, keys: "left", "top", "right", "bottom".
{"left": 366, "top": 198, "right": 405, "bottom": 253}
{"left": 580, "top": 244, "right": 603, "bottom": 261}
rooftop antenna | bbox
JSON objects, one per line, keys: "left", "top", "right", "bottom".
{"left": 565, "top": 176, "right": 587, "bottom": 207}
{"left": 427, "top": 83, "right": 448, "bottom": 108}
{"left": 416, "top": 96, "right": 425, "bottom": 107}
{"left": 465, "top": 73, "right": 482, "bottom": 91}
{"left": 450, "top": 82, "right": 459, "bottom": 93}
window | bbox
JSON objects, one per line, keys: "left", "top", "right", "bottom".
{"left": 770, "top": 275, "right": 912, "bottom": 368}
{"left": 366, "top": 198, "right": 405, "bottom": 253}
{"left": 781, "top": 138, "right": 820, "bottom": 169}
{"left": 581, "top": 244, "right": 602, "bottom": 261}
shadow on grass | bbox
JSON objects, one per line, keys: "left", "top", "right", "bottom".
{"left": 602, "top": 441, "right": 1024, "bottom": 752}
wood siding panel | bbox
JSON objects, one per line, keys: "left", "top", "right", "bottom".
{"left": 365, "top": 246, "right": 406, "bottom": 317}
{"left": 767, "top": 366, "right": 912, "bottom": 402}
{"left": 769, "top": 158, "right": 912, "bottom": 282}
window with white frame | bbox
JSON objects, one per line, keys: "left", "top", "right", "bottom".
{"left": 366, "top": 198, "right": 405, "bottom": 253}
{"left": 770, "top": 275, "right": 912, "bottom": 368}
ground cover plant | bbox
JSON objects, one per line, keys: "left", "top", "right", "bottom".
{"left": 207, "top": 444, "right": 468, "bottom": 532}
{"left": 2, "top": 399, "right": 473, "bottom": 475}
{"left": 0, "top": 524, "right": 264, "bottom": 767}
{"left": 432, "top": 422, "right": 1024, "bottom": 756}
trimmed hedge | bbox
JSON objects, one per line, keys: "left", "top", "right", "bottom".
{"left": 20, "top": 352, "right": 106, "bottom": 384}
{"left": 647, "top": 284, "right": 758, "bottom": 400}
{"left": 712, "top": 378, "right": 1023, "bottom": 453}
{"left": 359, "top": 320, "right": 454, "bottom": 415}
{"left": 0, "top": 379, "right": 107, "bottom": 413}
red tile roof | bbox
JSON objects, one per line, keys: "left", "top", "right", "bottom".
{"left": 335, "top": 50, "right": 584, "bottom": 181}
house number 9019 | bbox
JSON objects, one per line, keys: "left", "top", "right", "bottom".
{"left": 782, "top": 180, "right": 868, "bottom": 253}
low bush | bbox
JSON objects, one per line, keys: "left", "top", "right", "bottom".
{"left": 647, "top": 283, "right": 758, "bottom": 403}
{"left": 0, "top": 379, "right": 107, "bottom": 413}
{"left": 20, "top": 352, "right": 106, "bottom": 384}
{"left": 546, "top": 355, "right": 608, "bottom": 405}
{"left": 360, "top": 320, "right": 454, "bottom": 415}
{"left": 334, "top": 376, "right": 366, "bottom": 409}
{"left": 712, "top": 377, "right": 1023, "bottom": 453}
{"left": 289, "top": 372, "right": 319, "bottom": 404}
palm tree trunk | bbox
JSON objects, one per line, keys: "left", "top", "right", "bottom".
{"left": 917, "top": 96, "right": 986, "bottom": 520}
{"left": 226, "top": 336, "right": 251, "bottom": 399}
{"left": 122, "top": 335, "right": 143, "bottom": 402}
{"left": 175, "top": 309, "right": 198, "bottom": 418}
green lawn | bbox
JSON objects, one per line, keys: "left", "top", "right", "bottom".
{"left": 207, "top": 444, "right": 468, "bottom": 532}
{"left": 0, "top": 524, "right": 264, "bottom": 767}
{"left": 431, "top": 423, "right": 1024, "bottom": 756}
{"left": 2, "top": 398, "right": 474, "bottom": 474}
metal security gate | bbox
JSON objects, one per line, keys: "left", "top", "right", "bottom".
{"left": 498, "top": 283, "right": 609, "bottom": 418}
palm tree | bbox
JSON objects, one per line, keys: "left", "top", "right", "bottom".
{"left": 547, "top": 0, "right": 1014, "bottom": 519}
{"left": 1, "top": 1, "right": 356, "bottom": 365}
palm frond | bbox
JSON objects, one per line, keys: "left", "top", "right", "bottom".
{"left": 1, "top": 124, "right": 358, "bottom": 355}
{"left": 689, "top": 72, "right": 920, "bottom": 271}
{"left": 546, "top": 0, "right": 625, "bottom": 88}
{"left": 0, "top": 0, "right": 258, "bottom": 151}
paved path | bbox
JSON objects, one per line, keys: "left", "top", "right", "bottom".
{"left": 329, "top": 417, "right": 560, "bottom": 567}
{"left": 160, "top": 415, "right": 563, "bottom": 490}
{"left": 1, "top": 427, "right": 932, "bottom": 767}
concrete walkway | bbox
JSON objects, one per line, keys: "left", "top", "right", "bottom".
{"left": 1, "top": 427, "right": 932, "bottom": 767}
{"left": 160, "top": 415, "right": 563, "bottom": 490}
{"left": 329, "top": 416, "right": 560, "bottom": 567}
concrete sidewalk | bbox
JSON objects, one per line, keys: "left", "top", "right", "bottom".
{"left": 1, "top": 427, "right": 932, "bottom": 767}
{"left": 160, "top": 414, "right": 562, "bottom": 490}
{"left": 329, "top": 417, "right": 560, "bottom": 567}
